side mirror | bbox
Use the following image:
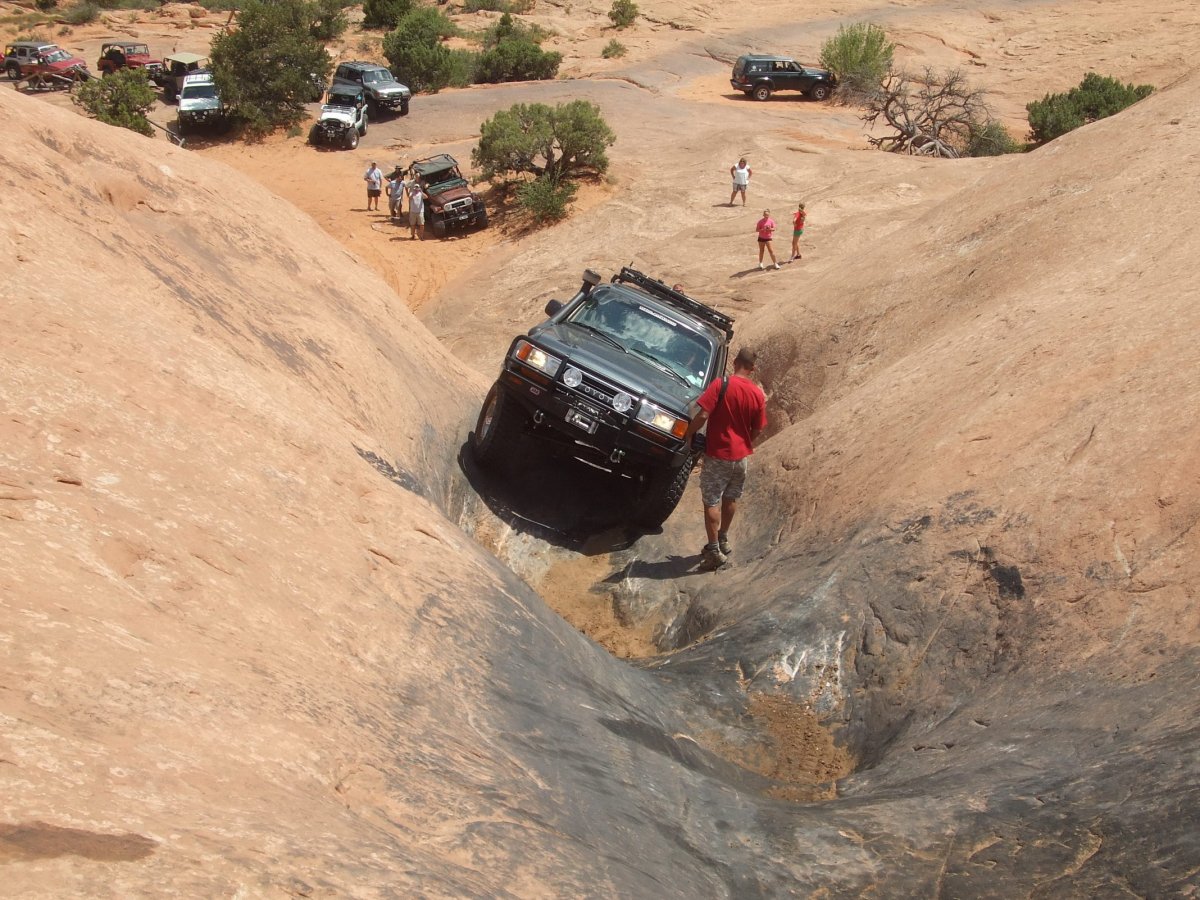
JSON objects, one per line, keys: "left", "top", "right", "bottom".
{"left": 544, "top": 299, "right": 564, "bottom": 316}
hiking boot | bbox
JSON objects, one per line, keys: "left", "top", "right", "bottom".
{"left": 717, "top": 532, "right": 731, "bottom": 556}
{"left": 701, "top": 543, "right": 728, "bottom": 571}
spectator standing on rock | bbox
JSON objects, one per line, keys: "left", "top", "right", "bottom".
{"left": 363, "top": 161, "right": 383, "bottom": 212}
{"left": 406, "top": 178, "right": 426, "bottom": 240}
{"left": 686, "top": 347, "right": 767, "bottom": 570}
{"left": 729, "top": 157, "right": 752, "bottom": 206}
{"left": 790, "top": 201, "right": 807, "bottom": 261}
{"left": 755, "top": 209, "right": 780, "bottom": 269}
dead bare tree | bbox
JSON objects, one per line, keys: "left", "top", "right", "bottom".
{"left": 862, "top": 68, "right": 993, "bottom": 158}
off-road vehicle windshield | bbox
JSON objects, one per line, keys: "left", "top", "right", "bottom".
{"left": 328, "top": 92, "right": 357, "bottom": 107}
{"left": 361, "top": 69, "right": 390, "bottom": 83}
{"left": 181, "top": 83, "right": 216, "bottom": 99}
{"left": 564, "top": 287, "right": 714, "bottom": 389}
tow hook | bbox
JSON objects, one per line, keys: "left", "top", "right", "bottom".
{"left": 610, "top": 449, "right": 625, "bottom": 464}
{"left": 533, "top": 410, "right": 544, "bottom": 424}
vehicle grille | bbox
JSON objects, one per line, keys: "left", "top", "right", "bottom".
{"left": 560, "top": 369, "right": 634, "bottom": 422}
{"left": 444, "top": 197, "right": 473, "bottom": 213}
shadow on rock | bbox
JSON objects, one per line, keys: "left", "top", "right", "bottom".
{"left": 458, "top": 438, "right": 647, "bottom": 553}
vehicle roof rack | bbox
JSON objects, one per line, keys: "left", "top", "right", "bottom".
{"left": 612, "top": 267, "right": 735, "bottom": 340}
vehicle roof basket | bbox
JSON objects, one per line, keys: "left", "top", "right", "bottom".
{"left": 612, "top": 267, "right": 735, "bottom": 340}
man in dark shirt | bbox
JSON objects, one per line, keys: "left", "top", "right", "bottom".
{"left": 686, "top": 347, "right": 767, "bottom": 569}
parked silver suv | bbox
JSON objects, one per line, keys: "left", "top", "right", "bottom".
{"left": 332, "top": 61, "right": 410, "bottom": 117}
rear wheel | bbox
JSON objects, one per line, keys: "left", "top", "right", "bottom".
{"left": 636, "top": 451, "right": 700, "bottom": 529}
{"left": 471, "top": 383, "right": 524, "bottom": 467}
{"left": 752, "top": 84, "right": 772, "bottom": 101}
{"left": 808, "top": 82, "right": 831, "bottom": 101}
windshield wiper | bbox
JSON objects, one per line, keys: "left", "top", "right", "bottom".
{"left": 627, "top": 346, "right": 690, "bottom": 386}
{"left": 567, "top": 321, "right": 626, "bottom": 352}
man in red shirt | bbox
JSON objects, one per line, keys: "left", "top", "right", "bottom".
{"left": 686, "top": 348, "right": 767, "bottom": 569}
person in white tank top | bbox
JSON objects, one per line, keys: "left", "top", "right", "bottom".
{"left": 729, "top": 157, "right": 752, "bottom": 206}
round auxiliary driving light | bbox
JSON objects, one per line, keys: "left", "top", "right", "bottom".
{"left": 563, "top": 367, "right": 583, "bottom": 388}
{"left": 612, "top": 392, "right": 634, "bottom": 413}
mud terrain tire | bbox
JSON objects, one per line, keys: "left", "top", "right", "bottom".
{"left": 636, "top": 450, "right": 700, "bottom": 529}
{"left": 471, "top": 383, "right": 525, "bottom": 467}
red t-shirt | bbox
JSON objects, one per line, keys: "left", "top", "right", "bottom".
{"left": 697, "top": 375, "right": 767, "bottom": 461}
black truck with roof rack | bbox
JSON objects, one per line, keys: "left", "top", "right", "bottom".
{"left": 471, "top": 267, "right": 734, "bottom": 528}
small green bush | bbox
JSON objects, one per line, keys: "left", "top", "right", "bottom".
{"left": 462, "top": 0, "right": 532, "bottom": 12}
{"left": 1026, "top": 72, "right": 1153, "bottom": 145}
{"left": 34, "top": 0, "right": 57, "bottom": 11}
{"left": 965, "top": 121, "right": 1022, "bottom": 156}
{"left": 607, "top": 0, "right": 636, "bottom": 29}
{"left": 819, "top": 21, "right": 894, "bottom": 99}
{"left": 196, "top": 0, "right": 243, "bottom": 11}
{"left": 475, "top": 39, "right": 560, "bottom": 83}
{"left": 517, "top": 174, "right": 577, "bottom": 224}
{"left": 362, "top": 0, "right": 412, "bottom": 29}
{"left": 310, "top": 0, "right": 348, "bottom": 40}
{"left": 601, "top": 39, "right": 625, "bottom": 59}
{"left": 72, "top": 67, "right": 156, "bottom": 136}
{"left": 480, "top": 12, "right": 549, "bottom": 48}
{"left": 382, "top": 7, "right": 460, "bottom": 92}
{"left": 62, "top": 1, "right": 99, "bottom": 24}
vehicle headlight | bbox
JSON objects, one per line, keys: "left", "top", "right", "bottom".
{"left": 513, "top": 340, "right": 561, "bottom": 377}
{"left": 635, "top": 401, "right": 688, "bottom": 438}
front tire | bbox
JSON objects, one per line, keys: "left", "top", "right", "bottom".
{"left": 471, "top": 383, "right": 524, "bottom": 467}
{"left": 808, "top": 82, "right": 831, "bottom": 101}
{"left": 400, "top": 100, "right": 409, "bottom": 116}
{"left": 476, "top": 207, "right": 488, "bottom": 230}
{"left": 636, "top": 451, "right": 700, "bottom": 529}
{"left": 309, "top": 125, "right": 320, "bottom": 145}
{"left": 359, "top": 112, "right": 368, "bottom": 135}
{"left": 344, "top": 128, "right": 358, "bottom": 150}
{"left": 432, "top": 218, "right": 447, "bottom": 238}
{"left": 6, "top": 64, "right": 21, "bottom": 81}
{"left": 752, "top": 84, "right": 772, "bottom": 101}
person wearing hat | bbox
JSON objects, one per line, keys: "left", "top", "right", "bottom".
{"left": 363, "top": 161, "right": 383, "bottom": 211}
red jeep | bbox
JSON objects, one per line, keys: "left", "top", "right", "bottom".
{"left": 97, "top": 40, "right": 164, "bottom": 80}
{"left": 3, "top": 41, "right": 91, "bottom": 86}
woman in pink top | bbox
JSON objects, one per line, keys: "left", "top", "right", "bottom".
{"left": 755, "top": 209, "right": 780, "bottom": 269}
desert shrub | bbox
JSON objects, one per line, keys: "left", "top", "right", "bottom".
{"left": 819, "top": 21, "right": 894, "bottom": 99}
{"left": 196, "top": 0, "right": 243, "bottom": 11}
{"left": 601, "top": 39, "right": 625, "bottom": 59}
{"left": 462, "top": 0, "right": 532, "bottom": 11}
{"left": 965, "top": 120, "right": 1022, "bottom": 156}
{"left": 1026, "top": 72, "right": 1153, "bottom": 145}
{"left": 517, "top": 174, "right": 576, "bottom": 223}
{"left": 382, "top": 8, "right": 460, "bottom": 92}
{"left": 473, "top": 99, "right": 614, "bottom": 182}
{"left": 362, "top": 0, "right": 412, "bottom": 30}
{"left": 607, "top": 0, "right": 636, "bottom": 28}
{"left": 475, "top": 39, "right": 560, "bottom": 82}
{"left": 34, "top": 0, "right": 57, "bottom": 10}
{"left": 864, "top": 68, "right": 995, "bottom": 158}
{"left": 310, "top": 0, "right": 348, "bottom": 40}
{"left": 210, "top": 0, "right": 332, "bottom": 137}
{"left": 473, "top": 14, "right": 559, "bottom": 83}
{"left": 72, "top": 67, "right": 156, "bottom": 136}
{"left": 62, "top": 1, "right": 99, "bottom": 24}
{"left": 445, "top": 48, "right": 477, "bottom": 87}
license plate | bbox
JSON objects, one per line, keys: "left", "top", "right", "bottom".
{"left": 565, "top": 408, "right": 598, "bottom": 434}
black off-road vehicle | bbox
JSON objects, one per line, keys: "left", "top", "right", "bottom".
{"left": 472, "top": 268, "right": 734, "bottom": 528}
{"left": 731, "top": 53, "right": 837, "bottom": 101}
{"left": 408, "top": 154, "right": 488, "bottom": 236}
